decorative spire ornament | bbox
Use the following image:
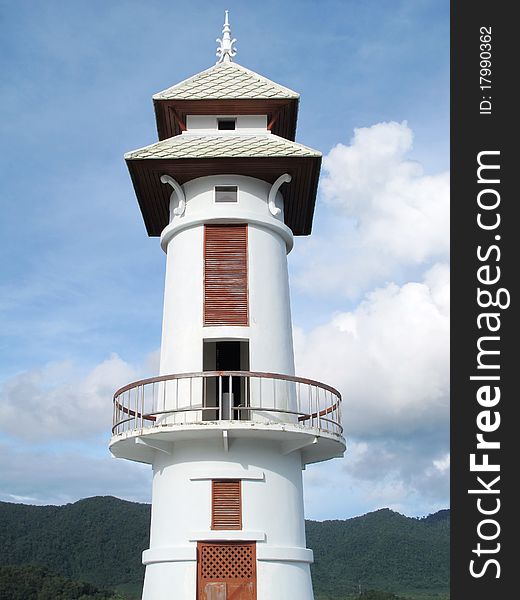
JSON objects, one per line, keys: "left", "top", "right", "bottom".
{"left": 216, "top": 10, "right": 237, "bottom": 63}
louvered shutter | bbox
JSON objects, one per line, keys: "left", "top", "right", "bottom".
{"left": 211, "top": 480, "right": 242, "bottom": 530}
{"left": 204, "top": 225, "right": 248, "bottom": 326}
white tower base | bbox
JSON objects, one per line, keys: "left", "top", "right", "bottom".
{"left": 136, "top": 438, "right": 315, "bottom": 600}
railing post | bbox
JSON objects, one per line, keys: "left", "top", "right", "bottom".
{"left": 163, "top": 379, "right": 166, "bottom": 414}
{"left": 314, "top": 385, "right": 321, "bottom": 429}
{"left": 218, "top": 375, "right": 222, "bottom": 421}
{"left": 228, "top": 375, "right": 232, "bottom": 420}
{"left": 245, "top": 374, "right": 249, "bottom": 420}
{"left": 131, "top": 387, "right": 135, "bottom": 430}
{"left": 310, "top": 385, "right": 314, "bottom": 428}
{"left": 134, "top": 387, "right": 137, "bottom": 430}
{"left": 327, "top": 391, "right": 331, "bottom": 433}
{"left": 151, "top": 382, "right": 155, "bottom": 427}
{"left": 131, "top": 388, "right": 137, "bottom": 429}
{"left": 140, "top": 385, "right": 144, "bottom": 429}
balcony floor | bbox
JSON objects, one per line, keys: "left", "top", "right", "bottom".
{"left": 109, "top": 419, "right": 346, "bottom": 466}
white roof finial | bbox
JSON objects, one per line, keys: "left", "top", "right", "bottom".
{"left": 216, "top": 10, "right": 237, "bottom": 64}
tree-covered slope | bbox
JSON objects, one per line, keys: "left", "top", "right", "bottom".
{"left": 0, "top": 565, "right": 121, "bottom": 600}
{"left": 0, "top": 496, "right": 150, "bottom": 588}
{"left": 307, "top": 508, "right": 449, "bottom": 599}
{"left": 0, "top": 497, "right": 449, "bottom": 599}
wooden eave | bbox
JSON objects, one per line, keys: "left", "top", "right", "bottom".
{"left": 126, "top": 155, "right": 321, "bottom": 237}
{"left": 153, "top": 98, "right": 299, "bottom": 142}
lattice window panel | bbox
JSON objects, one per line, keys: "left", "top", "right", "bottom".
{"left": 199, "top": 543, "right": 255, "bottom": 580}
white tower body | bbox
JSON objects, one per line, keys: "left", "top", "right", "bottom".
{"left": 159, "top": 174, "right": 295, "bottom": 379}
{"left": 110, "top": 14, "right": 345, "bottom": 600}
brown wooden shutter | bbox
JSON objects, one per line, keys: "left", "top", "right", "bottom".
{"left": 211, "top": 480, "right": 242, "bottom": 530}
{"left": 204, "top": 225, "right": 248, "bottom": 326}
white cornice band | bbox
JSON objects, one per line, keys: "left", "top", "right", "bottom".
{"left": 142, "top": 545, "right": 313, "bottom": 565}
{"left": 160, "top": 213, "right": 294, "bottom": 253}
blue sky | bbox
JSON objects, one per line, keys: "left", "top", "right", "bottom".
{"left": 0, "top": 0, "right": 449, "bottom": 519}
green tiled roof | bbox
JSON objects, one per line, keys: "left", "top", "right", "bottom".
{"left": 153, "top": 61, "right": 299, "bottom": 101}
{"left": 125, "top": 133, "right": 321, "bottom": 161}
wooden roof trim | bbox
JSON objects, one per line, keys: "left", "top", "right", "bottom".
{"left": 153, "top": 98, "right": 299, "bottom": 141}
{"left": 126, "top": 155, "right": 321, "bottom": 237}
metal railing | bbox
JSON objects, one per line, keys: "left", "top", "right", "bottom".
{"left": 112, "top": 371, "right": 342, "bottom": 437}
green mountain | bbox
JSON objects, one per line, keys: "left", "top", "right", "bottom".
{"left": 307, "top": 508, "right": 449, "bottom": 599}
{"left": 0, "top": 497, "right": 148, "bottom": 591}
{"left": 0, "top": 496, "right": 449, "bottom": 600}
{"left": 0, "top": 565, "right": 122, "bottom": 600}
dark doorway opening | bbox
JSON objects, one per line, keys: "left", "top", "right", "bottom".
{"left": 203, "top": 341, "right": 249, "bottom": 420}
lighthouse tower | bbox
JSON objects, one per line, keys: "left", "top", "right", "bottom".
{"left": 110, "top": 12, "right": 345, "bottom": 600}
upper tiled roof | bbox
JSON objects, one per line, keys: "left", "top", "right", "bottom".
{"left": 125, "top": 133, "right": 320, "bottom": 161}
{"left": 153, "top": 61, "right": 299, "bottom": 101}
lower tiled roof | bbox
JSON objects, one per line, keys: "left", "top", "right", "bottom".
{"left": 124, "top": 133, "right": 321, "bottom": 161}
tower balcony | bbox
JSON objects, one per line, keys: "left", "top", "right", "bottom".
{"left": 110, "top": 371, "right": 345, "bottom": 465}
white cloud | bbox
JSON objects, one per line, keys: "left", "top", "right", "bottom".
{"left": 0, "top": 352, "right": 157, "bottom": 441}
{"left": 292, "top": 121, "right": 449, "bottom": 298}
{"left": 322, "top": 120, "right": 449, "bottom": 262}
{"left": 0, "top": 351, "right": 159, "bottom": 504}
{"left": 0, "top": 444, "right": 150, "bottom": 505}
{"left": 433, "top": 453, "right": 450, "bottom": 473}
{"left": 294, "top": 262, "right": 449, "bottom": 437}
{"left": 294, "top": 255, "right": 450, "bottom": 517}
{"left": 342, "top": 438, "right": 449, "bottom": 500}
{"left": 303, "top": 437, "right": 449, "bottom": 519}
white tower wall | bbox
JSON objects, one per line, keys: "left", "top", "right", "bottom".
{"left": 141, "top": 439, "right": 314, "bottom": 600}
{"left": 159, "top": 175, "right": 295, "bottom": 377}
{"left": 135, "top": 174, "right": 317, "bottom": 599}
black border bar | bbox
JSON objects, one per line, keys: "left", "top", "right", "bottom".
{"left": 451, "top": 2, "right": 515, "bottom": 598}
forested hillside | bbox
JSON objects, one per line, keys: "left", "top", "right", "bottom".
{"left": 0, "top": 497, "right": 149, "bottom": 591}
{"left": 0, "top": 565, "right": 122, "bottom": 600}
{"left": 307, "top": 508, "right": 449, "bottom": 599}
{"left": 0, "top": 496, "right": 449, "bottom": 599}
